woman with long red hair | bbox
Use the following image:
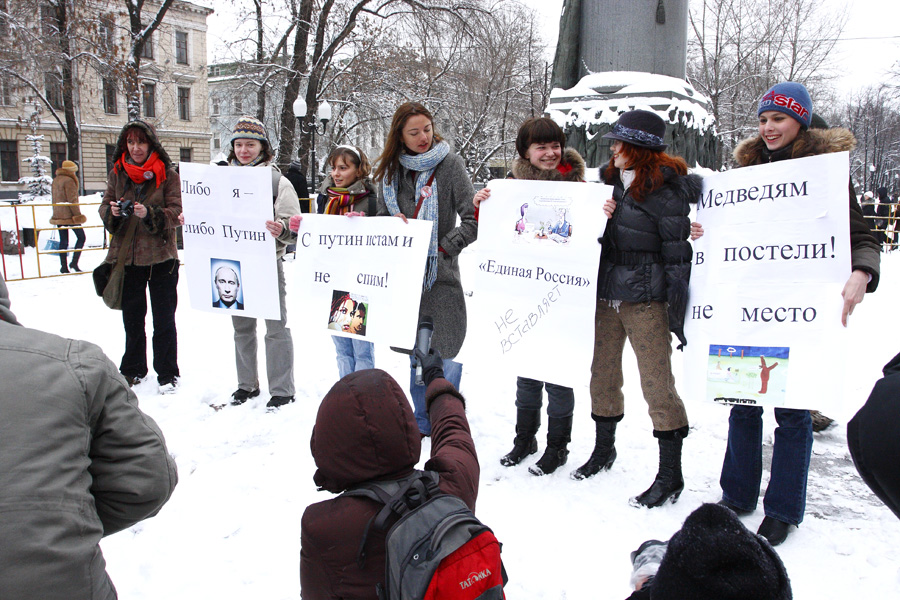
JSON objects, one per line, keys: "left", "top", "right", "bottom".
{"left": 572, "top": 110, "right": 701, "bottom": 510}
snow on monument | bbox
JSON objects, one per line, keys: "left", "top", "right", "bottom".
{"left": 548, "top": 0, "right": 717, "bottom": 169}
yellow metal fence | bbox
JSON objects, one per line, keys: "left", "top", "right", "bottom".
{"left": 0, "top": 201, "right": 107, "bottom": 281}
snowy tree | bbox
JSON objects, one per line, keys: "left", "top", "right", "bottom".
{"left": 18, "top": 106, "right": 53, "bottom": 203}
{"left": 687, "top": 0, "right": 846, "bottom": 168}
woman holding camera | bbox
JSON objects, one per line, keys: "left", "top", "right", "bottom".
{"left": 99, "top": 121, "right": 182, "bottom": 392}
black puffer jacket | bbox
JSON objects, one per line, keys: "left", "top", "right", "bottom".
{"left": 597, "top": 168, "right": 702, "bottom": 342}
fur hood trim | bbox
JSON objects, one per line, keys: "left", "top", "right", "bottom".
{"left": 511, "top": 147, "right": 585, "bottom": 182}
{"left": 669, "top": 171, "right": 704, "bottom": 205}
{"left": 54, "top": 169, "right": 79, "bottom": 184}
{"left": 733, "top": 127, "right": 856, "bottom": 166}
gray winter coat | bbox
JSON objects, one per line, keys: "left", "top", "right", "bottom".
{"left": 377, "top": 151, "right": 477, "bottom": 358}
{"left": 0, "top": 276, "right": 177, "bottom": 600}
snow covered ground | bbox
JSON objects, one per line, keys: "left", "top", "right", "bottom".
{"left": 4, "top": 249, "right": 900, "bottom": 599}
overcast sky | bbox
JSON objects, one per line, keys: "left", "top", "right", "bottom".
{"left": 519, "top": 0, "right": 900, "bottom": 95}
{"left": 203, "top": 0, "right": 900, "bottom": 96}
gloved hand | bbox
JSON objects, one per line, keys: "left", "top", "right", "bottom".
{"left": 674, "top": 329, "right": 687, "bottom": 351}
{"left": 415, "top": 347, "right": 444, "bottom": 387}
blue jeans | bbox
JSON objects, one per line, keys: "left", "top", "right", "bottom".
{"left": 515, "top": 376, "right": 575, "bottom": 419}
{"left": 333, "top": 337, "right": 375, "bottom": 379}
{"left": 409, "top": 356, "right": 462, "bottom": 435}
{"left": 720, "top": 406, "right": 813, "bottom": 525}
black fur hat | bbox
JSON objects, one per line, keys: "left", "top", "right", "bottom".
{"left": 602, "top": 109, "right": 667, "bottom": 151}
{"left": 651, "top": 504, "right": 792, "bottom": 600}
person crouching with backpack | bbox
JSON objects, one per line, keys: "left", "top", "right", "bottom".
{"left": 301, "top": 350, "right": 481, "bottom": 599}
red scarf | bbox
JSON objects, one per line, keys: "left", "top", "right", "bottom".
{"left": 117, "top": 152, "right": 167, "bottom": 188}
{"left": 556, "top": 161, "right": 573, "bottom": 176}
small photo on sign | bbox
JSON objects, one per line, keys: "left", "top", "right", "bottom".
{"left": 707, "top": 345, "right": 790, "bottom": 406}
{"left": 328, "top": 290, "right": 369, "bottom": 337}
{"left": 211, "top": 258, "right": 244, "bottom": 311}
{"left": 512, "top": 198, "right": 573, "bottom": 244}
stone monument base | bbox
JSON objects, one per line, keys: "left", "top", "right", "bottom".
{"left": 547, "top": 71, "right": 717, "bottom": 170}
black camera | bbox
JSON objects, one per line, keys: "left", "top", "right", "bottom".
{"left": 118, "top": 198, "right": 134, "bottom": 219}
{"left": 414, "top": 316, "right": 434, "bottom": 386}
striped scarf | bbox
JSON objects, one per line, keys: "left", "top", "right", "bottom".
{"left": 324, "top": 187, "right": 370, "bottom": 215}
{"left": 382, "top": 141, "right": 450, "bottom": 290}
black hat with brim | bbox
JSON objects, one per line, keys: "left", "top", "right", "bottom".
{"left": 602, "top": 109, "right": 668, "bottom": 151}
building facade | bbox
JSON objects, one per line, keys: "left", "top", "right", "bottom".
{"left": 0, "top": 0, "right": 214, "bottom": 197}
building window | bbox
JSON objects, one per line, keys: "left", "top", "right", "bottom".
{"left": 211, "top": 95, "right": 219, "bottom": 116}
{"left": 142, "top": 82, "right": 156, "bottom": 118}
{"left": 50, "top": 142, "right": 66, "bottom": 173}
{"left": 0, "top": 77, "right": 12, "bottom": 106}
{"left": 98, "top": 15, "right": 114, "bottom": 52}
{"left": 213, "top": 138, "right": 220, "bottom": 150}
{"left": 102, "top": 78, "right": 117, "bottom": 114}
{"left": 40, "top": 4, "right": 59, "bottom": 38}
{"left": 0, "top": 0, "right": 10, "bottom": 36}
{"left": 175, "top": 31, "right": 188, "bottom": 65}
{"left": 210, "top": 65, "right": 220, "bottom": 77}
{"left": 0, "top": 140, "right": 19, "bottom": 181}
{"left": 180, "top": 147, "right": 192, "bottom": 163}
{"left": 45, "top": 72, "right": 63, "bottom": 110}
{"left": 141, "top": 30, "right": 153, "bottom": 59}
{"left": 177, "top": 87, "right": 191, "bottom": 120}
{"left": 105, "top": 144, "right": 116, "bottom": 175}
{"left": 234, "top": 96, "right": 242, "bottom": 113}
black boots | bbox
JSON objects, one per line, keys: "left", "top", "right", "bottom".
{"left": 500, "top": 409, "right": 540, "bottom": 467}
{"left": 69, "top": 253, "right": 82, "bottom": 272}
{"left": 757, "top": 516, "right": 794, "bottom": 546}
{"left": 59, "top": 253, "right": 69, "bottom": 274}
{"left": 528, "top": 416, "right": 572, "bottom": 476}
{"left": 571, "top": 418, "right": 618, "bottom": 480}
{"left": 632, "top": 429, "right": 686, "bottom": 508}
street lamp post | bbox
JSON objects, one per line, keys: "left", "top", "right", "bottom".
{"left": 292, "top": 97, "right": 332, "bottom": 190}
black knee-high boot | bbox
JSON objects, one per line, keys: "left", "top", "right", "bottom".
{"left": 500, "top": 408, "right": 540, "bottom": 467}
{"left": 529, "top": 415, "right": 572, "bottom": 476}
{"left": 571, "top": 416, "right": 618, "bottom": 480}
{"left": 632, "top": 428, "right": 687, "bottom": 508}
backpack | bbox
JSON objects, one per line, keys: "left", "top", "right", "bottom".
{"left": 340, "top": 470, "right": 507, "bottom": 600}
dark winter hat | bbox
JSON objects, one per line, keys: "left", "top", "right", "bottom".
{"left": 602, "top": 109, "right": 667, "bottom": 151}
{"left": 809, "top": 112, "right": 829, "bottom": 130}
{"left": 758, "top": 82, "right": 812, "bottom": 129}
{"left": 230, "top": 115, "right": 269, "bottom": 146}
{"left": 650, "top": 504, "right": 792, "bottom": 600}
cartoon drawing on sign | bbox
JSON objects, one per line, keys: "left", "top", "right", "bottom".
{"left": 511, "top": 197, "right": 573, "bottom": 245}
{"left": 211, "top": 258, "right": 245, "bottom": 310}
{"left": 328, "top": 291, "right": 369, "bottom": 337}
{"left": 707, "top": 345, "right": 790, "bottom": 406}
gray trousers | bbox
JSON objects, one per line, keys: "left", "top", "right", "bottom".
{"left": 232, "top": 260, "right": 295, "bottom": 397}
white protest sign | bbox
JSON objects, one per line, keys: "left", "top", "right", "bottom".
{"left": 179, "top": 162, "right": 281, "bottom": 320}
{"left": 291, "top": 214, "right": 433, "bottom": 348}
{"left": 683, "top": 152, "right": 852, "bottom": 411}
{"left": 468, "top": 179, "right": 609, "bottom": 387}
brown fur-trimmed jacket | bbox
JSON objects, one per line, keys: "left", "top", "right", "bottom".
{"left": 50, "top": 170, "right": 86, "bottom": 226}
{"left": 733, "top": 128, "right": 880, "bottom": 291}
{"left": 99, "top": 121, "right": 182, "bottom": 267}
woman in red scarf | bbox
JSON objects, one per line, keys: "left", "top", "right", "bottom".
{"left": 99, "top": 121, "right": 182, "bottom": 393}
